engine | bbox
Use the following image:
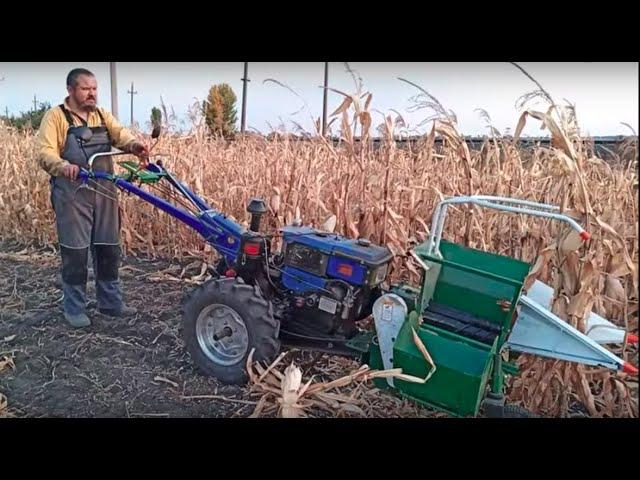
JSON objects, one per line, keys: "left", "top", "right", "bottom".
{"left": 275, "top": 226, "right": 393, "bottom": 339}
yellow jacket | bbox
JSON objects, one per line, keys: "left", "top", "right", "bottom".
{"left": 36, "top": 98, "right": 138, "bottom": 176}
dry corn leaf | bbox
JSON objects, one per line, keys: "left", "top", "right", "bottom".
{"left": 387, "top": 207, "right": 404, "bottom": 221}
{"left": 347, "top": 219, "right": 359, "bottom": 238}
{"left": 363, "top": 368, "right": 403, "bottom": 379}
{"left": 153, "top": 376, "right": 179, "bottom": 388}
{"left": 2, "top": 93, "right": 638, "bottom": 419}
{"left": 613, "top": 379, "right": 629, "bottom": 409}
{"left": 621, "top": 248, "right": 638, "bottom": 292}
{"left": 258, "top": 351, "right": 288, "bottom": 383}
{"left": 523, "top": 248, "right": 554, "bottom": 291}
{"left": 0, "top": 393, "right": 7, "bottom": 415}
{"left": 270, "top": 194, "right": 281, "bottom": 214}
{"left": 314, "top": 391, "right": 362, "bottom": 405}
{"left": 605, "top": 276, "right": 625, "bottom": 302}
{"left": 608, "top": 259, "right": 631, "bottom": 278}
{"left": 253, "top": 364, "right": 283, "bottom": 390}
{"left": 513, "top": 111, "right": 529, "bottom": 143}
{"left": 560, "top": 230, "right": 583, "bottom": 253}
{"left": 249, "top": 394, "right": 270, "bottom": 418}
{"left": 594, "top": 216, "right": 623, "bottom": 243}
{"left": 359, "top": 111, "right": 372, "bottom": 136}
{"left": 322, "top": 214, "right": 337, "bottom": 233}
{"left": 562, "top": 252, "right": 580, "bottom": 294}
{"left": 329, "top": 96, "right": 353, "bottom": 117}
{"left": 0, "top": 355, "right": 15, "bottom": 373}
{"left": 337, "top": 403, "right": 366, "bottom": 416}
{"left": 602, "top": 377, "right": 614, "bottom": 417}
{"left": 579, "top": 260, "right": 598, "bottom": 290}
{"left": 306, "top": 366, "right": 369, "bottom": 394}
{"left": 576, "top": 367, "right": 599, "bottom": 417}
{"left": 553, "top": 294, "right": 569, "bottom": 320}
{"left": 557, "top": 152, "right": 577, "bottom": 173}
{"left": 568, "top": 291, "right": 595, "bottom": 326}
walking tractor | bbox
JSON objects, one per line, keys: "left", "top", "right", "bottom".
{"left": 75, "top": 127, "right": 638, "bottom": 417}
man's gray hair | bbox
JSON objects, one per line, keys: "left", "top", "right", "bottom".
{"left": 67, "top": 68, "right": 95, "bottom": 88}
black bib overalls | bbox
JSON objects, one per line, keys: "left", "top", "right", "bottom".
{"left": 50, "top": 105, "right": 125, "bottom": 315}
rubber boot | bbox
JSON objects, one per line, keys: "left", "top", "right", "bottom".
{"left": 64, "top": 312, "right": 91, "bottom": 328}
{"left": 99, "top": 304, "right": 138, "bottom": 317}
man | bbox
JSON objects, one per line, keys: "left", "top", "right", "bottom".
{"left": 37, "top": 68, "right": 149, "bottom": 328}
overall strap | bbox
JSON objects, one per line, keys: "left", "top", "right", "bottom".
{"left": 59, "top": 104, "right": 88, "bottom": 127}
{"left": 59, "top": 104, "right": 77, "bottom": 126}
{"left": 95, "top": 108, "right": 106, "bottom": 126}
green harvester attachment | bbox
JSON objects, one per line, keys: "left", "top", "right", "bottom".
{"left": 371, "top": 239, "right": 530, "bottom": 417}
{"left": 366, "top": 195, "right": 610, "bottom": 417}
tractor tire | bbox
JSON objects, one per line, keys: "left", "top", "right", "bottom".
{"left": 502, "top": 404, "right": 538, "bottom": 418}
{"left": 182, "top": 277, "right": 280, "bottom": 385}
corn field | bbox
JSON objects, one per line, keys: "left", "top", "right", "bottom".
{"left": 0, "top": 81, "right": 637, "bottom": 417}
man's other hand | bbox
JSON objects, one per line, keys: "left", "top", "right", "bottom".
{"left": 60, "top": 164, "right": 80, "bottom": 180}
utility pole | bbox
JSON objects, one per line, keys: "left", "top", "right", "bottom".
{"left": 33, "top": 94, "right": 38, "bottom": 112}
{"left": 322, "top": 62, "right": 329, "bottom": 137}
{"left": 127, "top": 81, "right": 137, "bottom": 127}
{"left": 110, "top": 62, "right": 118, "bottom": 118}
{"left": 1, "top": 77, "right": 6, "bottom": 120}
{"left": 240, "top": 62, "right": 249, "bottom": 134}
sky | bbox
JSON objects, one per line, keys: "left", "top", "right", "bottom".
{"left": 0, "top": 62, "right": 637, "bottom": 137}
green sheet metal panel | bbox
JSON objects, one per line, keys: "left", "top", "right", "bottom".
{"left": 414, "top": 239, "right": 531, "bottom": 326}
{"left": 436, "top": 240, "right": 531, "bottom": 283}
{"left": 390, "top": 312, "right": 497, "bottom": 417}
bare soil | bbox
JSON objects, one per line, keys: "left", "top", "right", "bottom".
{"left": 0, "top": 240, "right": 436, "bottom": 418}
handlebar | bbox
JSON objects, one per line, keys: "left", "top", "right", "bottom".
{"left": 87, "top": 149, "right": 128, "bottom": 169}
{"left": 425, "top": 195, "right": 591, "bottom": 258}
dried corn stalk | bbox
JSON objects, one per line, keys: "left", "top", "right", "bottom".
{"left": 1, "top": 77, "right": 636, "bottom": 417}
{"left": 507, "top": 96, "right": 638, "bottom": 418}
{"left": 0, "top": 393, "right": 8, "bottom": 417}
{"left": 0, "top": 355, "right": 15, "bottom": 418}
{"left": 0, "top": 355, "right": 15, "bottom": 373}
{"left": 246, "top": 327, "right": 437, "bottom": 418}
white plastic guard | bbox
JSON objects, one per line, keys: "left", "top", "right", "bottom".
{"left": 372, "top": 294, "right": 408, "bottom": 388}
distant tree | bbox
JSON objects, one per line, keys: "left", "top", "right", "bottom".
{"left": 3, "top": 102, "right": 51, "bottom": 131}
{"left": 150, "top": 106, "right": 162, "bottom": 129}
{"left": 204, "top": 83, "right": 237, "bottom": 139}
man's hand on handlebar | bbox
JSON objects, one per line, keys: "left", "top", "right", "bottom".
{"left": 128, "top": 142, "right": 150, "bottom": 167}
{"left": 60, "top": 163, "right": 80, "bottom": 180}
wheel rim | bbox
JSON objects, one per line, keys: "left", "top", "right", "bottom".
{"left": 195, "top": 304, "right": 249, "bottom": 366}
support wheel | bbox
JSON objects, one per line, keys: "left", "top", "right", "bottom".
{"left": 183, "top": 277, "right": 280, "bottom": 384}
{"left": 502, "top": 404, "right": 538, "bottom": 418}
{"left": 482, "top": 394, "right": 538, "bottom": 418}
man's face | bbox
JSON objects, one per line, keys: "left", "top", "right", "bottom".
{"left": 68, "top": 74, "right": 98, "bottom": 110}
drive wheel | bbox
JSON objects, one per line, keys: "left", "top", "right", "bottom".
{"left": 183, "top": 277, "right": 280, "bottom": 384}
